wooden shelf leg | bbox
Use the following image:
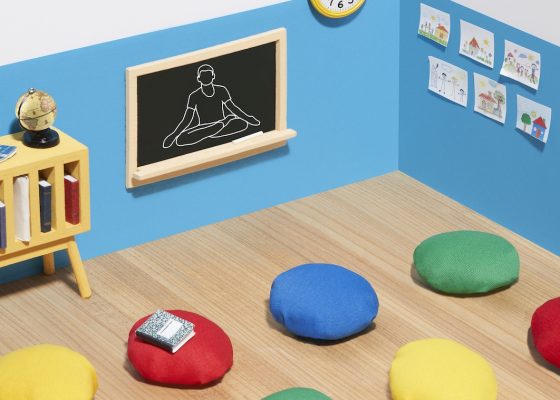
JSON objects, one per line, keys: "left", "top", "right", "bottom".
{"left": 67, "top": 239, "right": 92, "bottom": 299}
{"left": 43, "top": 253, "right": 55, "bottom": 276}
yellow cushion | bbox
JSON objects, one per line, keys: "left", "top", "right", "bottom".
{"left": 0, "top": 344, "right": 98, "bottom": 400}
{"left": 390, "top": 339, "right": 497, "bottom": 400}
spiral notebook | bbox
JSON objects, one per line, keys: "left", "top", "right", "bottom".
{"left": 135, "top": 310, "right": 195, "bottom": 353}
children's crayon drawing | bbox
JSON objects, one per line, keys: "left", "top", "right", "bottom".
{"left": 459, "top": 20, "right": 494, "bottom": 68}
{"left": 428, "top": 56, "right": 468, "bottom": 107}
{"left": 474, "top": 72, "right": 507, "bottom": 124}
{"left": 516, "top": 95, "right": 552, "bottom": 143}
{"left": 419, "top": 4, "right": 451, "bottom": 47}
{"left": 500, "top": 40, "right": 541, "bottom": 90}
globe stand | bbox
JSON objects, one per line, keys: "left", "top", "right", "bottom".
{"left": 23, "top": 128, "right": 60, "bottom": 148}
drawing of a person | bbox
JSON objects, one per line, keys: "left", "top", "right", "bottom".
{"left": 163, "top": 64, "right": 260, "bottom": 148}
{"left": 430, "top": 63, "right": 438, "bottom": 88}
{"left": 530, "top": 63, "right": 538, "bottom": 84}
{"left": 458, "top": 88, "right": 465, "bottom": 103}
{"left": 439, "top": 72, "right": 447, "bottom": 94}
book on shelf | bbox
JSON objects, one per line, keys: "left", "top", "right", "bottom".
{"left": 135, "top": 310, "right": 196, "bottom": 353}
{"left": 14, "top": 175, "right": 30, "bottom": 242}
{"left": 0, "top": 201, "right": 6, "bottom": 249}
{"left": 39, "top": 180, "right": 52, "bottom": 233}
{"left": 64, "top": 175, "right": 80, "bottom": 224}
{"left": 0, "top": 145, "right": 17, "bottom": 163}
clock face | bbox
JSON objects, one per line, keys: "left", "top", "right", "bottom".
{"left": 312, "top": 0, "right": 365, "bottom": 18}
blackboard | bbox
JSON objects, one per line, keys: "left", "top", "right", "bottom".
{"left": 126, "top": 29, "right": 295, "bottom": 188}
{"left": 136, "top": 42, "right": 276, "bottom": 167}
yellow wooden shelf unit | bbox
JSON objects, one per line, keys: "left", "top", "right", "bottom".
{"left": 0, "top": 130, "right": 92, "bottom": 298}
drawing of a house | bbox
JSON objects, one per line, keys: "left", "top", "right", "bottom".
{"left": 506, "top": 52, "right": 515, "bottom": 65}
{"left": 469, "top": 38, "right": 480, "bottom": 56}
{"left": 435, "top": 25, "right": 449, "bottom": 42}
{"left": 532, "top": 117, "right": 547, "bottom": 140}
{"left": 478, "top": 92, "right": 496, "bottom": 114}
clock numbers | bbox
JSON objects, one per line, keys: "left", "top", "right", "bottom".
{"left": 311, "top": 0, "right": 364, "bottom": 18}
{"left": 326, "top": 0, "right": 356, "bottom": 11}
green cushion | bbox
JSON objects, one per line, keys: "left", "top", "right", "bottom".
{"left": 413, "top": 231, "right": 519, "bottom": 294}
{"left": 263, "top": 388, "right": 331, "bottom": 400}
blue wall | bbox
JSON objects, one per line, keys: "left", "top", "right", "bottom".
{"left": 0, "top": 1, "right": 400, "bottom": 283}
{"left": 400, "top": 0, "right": 560, "bottom": 254}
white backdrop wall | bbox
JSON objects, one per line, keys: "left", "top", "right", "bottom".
{"left": 452, "top": 0, "right": 560, "bottom": 46}
{"left": 1, "top": 0, "right": 289, "bottom": 66}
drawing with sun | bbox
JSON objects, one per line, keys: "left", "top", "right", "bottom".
{"left": 418, "top": 4, "right": 451, "bottom": 47}
{"left": 459, "top": 20, "right": 494, "bottom": 68}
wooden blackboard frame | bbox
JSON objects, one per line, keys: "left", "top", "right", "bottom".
{"left": 125, "top": 28, "right": 296, "bottom": 188}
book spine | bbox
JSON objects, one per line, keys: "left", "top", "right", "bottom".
{"left": 64, "top": 177, "right": 80, "bottom": 225}
{"left": 39, "top": 182, "right": 52, "bottom": 233}
{"left": 135, "top": 331, "right": 173, "bottom": 352}
{"left": 0, "top": 203, "right": 6, "bottom": 249}
{"left": 14, "top": 176, "right": 31, "bottom": 242}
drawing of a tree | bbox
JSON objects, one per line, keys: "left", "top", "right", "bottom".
{"left": 451, "top": 76, "right": 458, "bottom": 97}
{"left": 494, "top": 91, "right": 505, "bottom": 117}
{"left": 521, "top": 113, "right": 531, "bottom": 132}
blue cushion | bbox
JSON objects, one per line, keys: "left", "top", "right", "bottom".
{"left": 269, "top": 263, "right": 379, "bottom": 340}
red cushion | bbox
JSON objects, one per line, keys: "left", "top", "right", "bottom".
{"left": 531, "top": 298, "right": 560, "bottom": 368}
{"left": 127, "top": 310, "right": 233, "bottom": 386}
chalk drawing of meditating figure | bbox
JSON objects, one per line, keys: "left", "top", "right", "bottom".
{"left": 163, "top": 64, "right": 261, "bottom": 148}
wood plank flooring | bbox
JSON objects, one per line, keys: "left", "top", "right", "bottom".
{"left": 0, "top": 171, "right": 559, "bottom": 399}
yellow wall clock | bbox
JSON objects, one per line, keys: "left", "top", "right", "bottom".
{"left": 310, "top": 0, "right": 365, "bottom": 18}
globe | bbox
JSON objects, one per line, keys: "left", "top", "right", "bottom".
{"left": 15, "top": 88, "right": 60, "bottom": 148}
{"left": 16, "top": 88, "right": 57, "bottom": 131}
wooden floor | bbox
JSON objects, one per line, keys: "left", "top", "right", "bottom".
{"left": 0, "top": 172, "right": 559, "bottom": 399}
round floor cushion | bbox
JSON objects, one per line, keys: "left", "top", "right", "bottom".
{"left": 531, "top": 297, "right": 560, "bottom": 368}
{"left": 263, "top": 388, "right": 332, "bottom": 399}
{"left": 269, "top": 263, "right": 379, "bottom": 340}
{"left": 128, "top": 310, "right": 233, "bottom": 386}
{"left": 413, "top": 231, "right": 520, "bottom": 294}
{"left": 390, "top": 339, "right": 497, "bottom": 400}
{"left": 0, "top": 344, "right": 98, "bottom": 400}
